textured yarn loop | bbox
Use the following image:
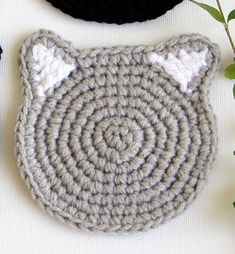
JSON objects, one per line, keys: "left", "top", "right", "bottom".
{"left": 16, "top": 30, "right": 220, "bottom": 233}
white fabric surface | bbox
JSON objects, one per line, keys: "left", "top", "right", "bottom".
{"left": 0, "top": 0, "right": 235, "bottom": 253}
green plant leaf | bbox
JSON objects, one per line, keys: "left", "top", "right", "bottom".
{"left": 228, "top": 9, "right": 235, "bottom": 23}
{"left": 224, "top": 64, "right": 235, "bottom": 79}
{"left": 233, "top": 84, "right": 235, "bottom": 99}
{"left": 190, "top": 0, "right": 226, "bottom": 23}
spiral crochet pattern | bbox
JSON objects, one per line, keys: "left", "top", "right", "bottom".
{"left": 16, "top": 30, "right": 220, "bottom": 233}
{"left": 46, "top": 0, "right": 183, "bottom": 24}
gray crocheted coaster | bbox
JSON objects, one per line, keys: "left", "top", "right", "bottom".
{"left": 16, "top": 30, "right": 220, "bottom": 233}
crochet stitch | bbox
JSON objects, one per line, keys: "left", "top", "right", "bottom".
{"left": 46, "top": 0, "right": 183, "bottom": 24}
{"left": 16, "top": 30, "right": 220, "bottom": 233}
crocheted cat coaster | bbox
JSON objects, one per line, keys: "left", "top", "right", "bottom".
{"left": 16, "top": 30, "right": 220, "bottom": 233}
{"left": 46, "top": 0, "right": 183, "bottom": 24}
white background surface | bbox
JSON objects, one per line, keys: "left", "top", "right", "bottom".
{"left": 0, "top": 0, "right": 235, "bottom": 253}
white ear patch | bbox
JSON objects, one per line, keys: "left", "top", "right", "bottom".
{"left": 32, "top": 44, "right": 76, "bottom": 96}
{"left": 148, "top": 48, "right": 208, "bottom": 93}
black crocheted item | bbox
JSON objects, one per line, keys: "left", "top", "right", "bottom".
{"left": 0, "top": 47, "right": 2, "bottom": 60}
{"left": 46, "top": 0, "right": 184, "bottom": 24}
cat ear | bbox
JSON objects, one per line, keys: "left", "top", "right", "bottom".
{"left": 20, "top": 30, "right": 76, "bottom": 97}
{"left": 148, "top": 34, "right": 220, "bottom": 94}
{"left": 32, "top": 44, "right": 76, "bottom": 96}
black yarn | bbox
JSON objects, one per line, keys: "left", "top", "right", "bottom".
{"left": 47, "top": 0, "right": 183, "bottom": 24}
{"left": 0, "top": 47, "right": 2, "bottom": 60}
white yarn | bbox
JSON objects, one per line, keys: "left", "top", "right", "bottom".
{"left": 148, "top": 48, "right": 208, "bottom": 93}
{"left": 33, "top": 44, "right": 76, "bottom": 96}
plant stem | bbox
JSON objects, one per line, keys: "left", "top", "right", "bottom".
{"left": 216, "top": 0, "right": 226, "bottom": 20}
{"left": 225, "top": 25, "right": 235, "bottom": 55}
{"left": 216, "top": 0, "right": 235, "bottom": 54}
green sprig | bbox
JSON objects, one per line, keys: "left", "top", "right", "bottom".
{"left": 190, "top": 0, "right": 226, "bottom": 23}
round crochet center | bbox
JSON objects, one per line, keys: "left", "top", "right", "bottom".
{"left": 46, "top": 0, "right": 184, "bottom": 24}
{"left": 16, "top": 30, "right": 220, "bottom": 232}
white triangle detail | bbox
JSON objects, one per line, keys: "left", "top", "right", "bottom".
{"left": 32, "top": 44, "right": 76, "bottom": 96}
{"left": 148, "top": 48, "right": 208, "bottom": 93}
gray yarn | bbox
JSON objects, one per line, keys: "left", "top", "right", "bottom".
{"left": 16, "top": 30, "right": 220, "bottom": 233}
